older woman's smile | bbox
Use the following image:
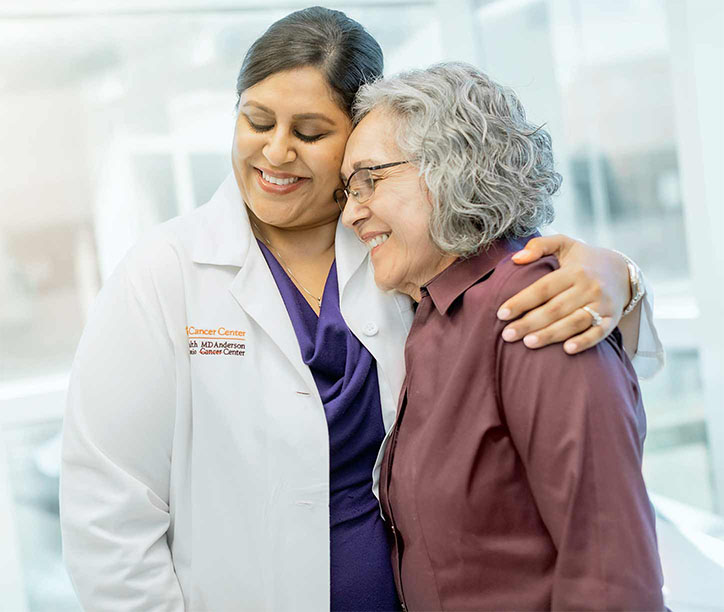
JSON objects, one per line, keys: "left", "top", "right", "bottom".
{"left": 361, "top": 231, "right": 391, "bottom": 252}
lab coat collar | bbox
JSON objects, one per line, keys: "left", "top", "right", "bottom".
{"left": 190, "top": 172, "right": 369, "bottom": 298}
{"left": 334, "top": 213, "right": 368, "bottom": 301}
{"left": 189, "top": 173, "right": 369, "bottom": 283}
{"left": 190, "top": 173, "right": 251, "bottom": 267}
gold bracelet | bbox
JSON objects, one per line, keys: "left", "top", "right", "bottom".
{"left": 613, "top": 249, "right": 645, "bottom": 316}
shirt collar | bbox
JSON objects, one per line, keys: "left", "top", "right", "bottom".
{"left": 424, "top": 236, "right": 531, "bottom": 315}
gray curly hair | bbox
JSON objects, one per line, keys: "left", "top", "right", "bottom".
{"left": 353, "top": 62, "right": 561, "bottom": 256}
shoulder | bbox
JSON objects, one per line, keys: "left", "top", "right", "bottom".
{"left": 481, "top": 253, "right": 628, "bottom": 374}
{"left": 490, "top": 256, "right": 633, "bottom": 394}
{"left": 488, "top": 254, "right": 559, "bottom": 305}
{"left": 459, "top": 253, "right": 559, "bottom": 325}
{"left": 119, "top": 173, "right": 241, "bottom": 281}
{"left": 113, "top": 219, "right": 187, "bottom": 303}
{"left": 96, "top": 204, "right": 219, "bottom": 326}
{"left": 116, "top": 195, "right": 227, "bottom": 288}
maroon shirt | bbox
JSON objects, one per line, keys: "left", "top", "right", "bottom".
{"left": 379, "top": 237, "right": 665, "bottom": 611}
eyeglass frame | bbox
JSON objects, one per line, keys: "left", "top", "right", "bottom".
{"left": 334, "top": 160, "right": 410, "bottom": 209}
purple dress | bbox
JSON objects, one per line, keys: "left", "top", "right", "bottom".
{"left": 258, "top": 241, "right": 400, "bottom": 612}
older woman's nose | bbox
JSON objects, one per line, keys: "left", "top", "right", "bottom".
{"left": 341, "top": 194, "right": 368, "bottom": 228}
{"left": 263, "top": 129, "right": 296, "bottom": 166}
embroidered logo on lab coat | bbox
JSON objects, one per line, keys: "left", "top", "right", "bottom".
{"left": 186, "top": 325, "right": 247, "bottom": 357}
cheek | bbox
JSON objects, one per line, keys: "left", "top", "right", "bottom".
{"left": 312, "top": 139, "right": 347, "bottom": 183}
{"left": 232, "top": 124, "right": 260, "bottom": 160}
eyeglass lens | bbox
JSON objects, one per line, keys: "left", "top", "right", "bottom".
{"left": 348, "top": 169, "right": 374, "bottom": 203}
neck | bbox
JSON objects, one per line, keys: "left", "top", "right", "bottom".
{"left": 400, "top": 254, "right": 458, "bottom": 302}
{"left": 247, "top": 209, "right": 338, "bottom": 261}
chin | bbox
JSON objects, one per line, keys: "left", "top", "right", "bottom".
{"left": 372, "top": 270, "right": 399, "bottom": 294}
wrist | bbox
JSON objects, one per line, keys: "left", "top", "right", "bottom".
{"left": 613, "top": 250, "right": 645, "bottom": 316}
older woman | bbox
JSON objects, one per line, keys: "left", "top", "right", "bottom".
{"left": 341, "top": 63, "right": 665, "bottom": 611}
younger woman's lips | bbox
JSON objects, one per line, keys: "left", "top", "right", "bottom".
{"left": 255, "top": 168, "right": 308, "bottom": 195}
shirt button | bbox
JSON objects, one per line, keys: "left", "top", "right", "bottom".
{"left": 363, "top": 322, "right": 379, "bottom": 336}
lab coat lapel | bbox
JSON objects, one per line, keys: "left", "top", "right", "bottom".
{"left": 228, "top": 224, "right": 319, "bottom": 397}
{"left": 191, "top": 174, "right": 319, "bottom": 395}
{"left": 334, "top": 217, "right": 367, "bottom": 300}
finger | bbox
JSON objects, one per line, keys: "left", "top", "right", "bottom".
{"left": 511, "top": 234, "right": 573, "bottom": 264}
{"left": 497, "top": 268, "right": 574, "bottom": 321}
{"left": 563, "top": 318, "right": 616, "bottom": 354}
{"left": 501, "top": 286, "right": 585, "bottom": 342}
{"left": 518, "top": 307, "right": 596, "bottom": 349}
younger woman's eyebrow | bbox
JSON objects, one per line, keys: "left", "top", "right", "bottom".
{"left": 242, "top": 101, "right": 274, "bottom": 114}
{"left": 242, "top": 101, "right": 335, "bottom": 125}
{"left": 292, "top": 112, "right": 336, "bottom": 126}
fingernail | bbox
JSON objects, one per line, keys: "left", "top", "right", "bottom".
{"left": 512, "top": 250, "right": 530, "bottom": 260}
{"left": 502, "top": 328, "right": 517, "bottom": 341}
{"left": 497, "top": 308, "right": 511, "bottom": 320}
{"left": 564, "top": 341, "right": 577, "bottom": 353}
{"left": 523, "top": 334, "right": 539, "bottom": 348}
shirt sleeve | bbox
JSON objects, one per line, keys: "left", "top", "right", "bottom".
{"left": 630, "top": 271, "right": 665, "bottom": 379}
{"left": 60, "top": 248, "right": 185, "bottom": 612}
{"left": 492, "top": 257, "right": 665, "bottom": 611}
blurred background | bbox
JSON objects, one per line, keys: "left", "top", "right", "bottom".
{"left": 0, "top": 0, "right": 722, "bottom": 610}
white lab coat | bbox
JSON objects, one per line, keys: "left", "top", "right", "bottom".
{"left": 60, "top": 174, "right": 663, "bottom": 612}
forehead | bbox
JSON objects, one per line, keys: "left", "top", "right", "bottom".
{"left": 344, "top": 109, "right": 399, "bottom": 169}
{"left": 240, "top": 66, "right": 345, "bottom": 117}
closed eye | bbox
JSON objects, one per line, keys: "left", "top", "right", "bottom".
{"left": 295, "top": 130, "right": 326, "bottom": 143}
{"left": 245, "top": 115, "right": 326, "bottom": 143}
{"left": 246, "top": 117, "right": 273, "bottom": 132}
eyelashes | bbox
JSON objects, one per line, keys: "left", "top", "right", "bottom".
{"left": 295, "top": 131, "right": 325, "bottom": 143}
{"left": 246, "top": 119, "right": 273, "bottom": 133}
{"left": 245, "top": 117, "right": 326, "bottom": 143}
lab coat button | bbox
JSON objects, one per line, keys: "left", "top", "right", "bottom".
{"left": 363, "top": 322, "right": 379, "bottom": 336}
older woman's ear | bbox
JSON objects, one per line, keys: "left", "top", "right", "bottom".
{"left": 496, "top": 234, "right": 638, "bottom": 355}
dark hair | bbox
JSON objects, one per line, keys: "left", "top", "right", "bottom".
{"left": 235, "top": 6, "right": 383, "bottom": 116}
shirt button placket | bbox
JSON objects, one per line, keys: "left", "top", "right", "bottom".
{"left": 363, "top": 321, "right": 379, "bottom": 336}
{"left": 389, "top": 522, "right": 407, "bottom": 610}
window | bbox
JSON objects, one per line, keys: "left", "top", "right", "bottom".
{"left": 0, "top": 3, "right": 442, "bottom": 609}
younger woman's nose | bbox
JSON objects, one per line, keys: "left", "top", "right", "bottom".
{"left": 263, "top": 129, "right": 296, "bottom": 166}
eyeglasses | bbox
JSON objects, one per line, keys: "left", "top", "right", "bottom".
{"left": 334, "top": 160, "right": 409, "bottom": 210}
